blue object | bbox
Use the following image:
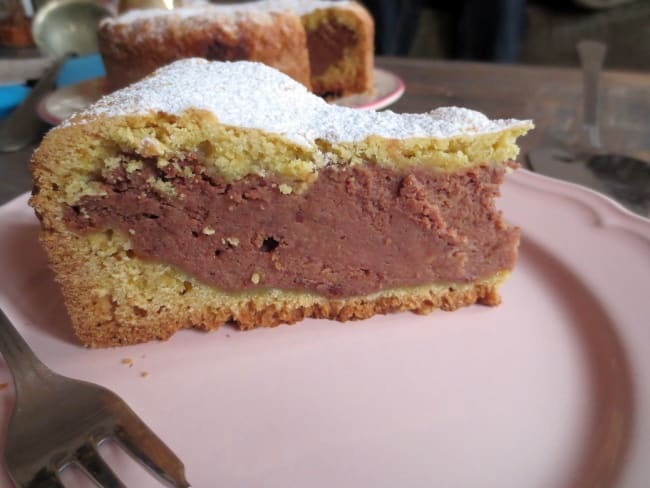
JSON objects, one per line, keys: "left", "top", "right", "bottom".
{"left": 0, "top": 54, "right": 105, "bottom": 119}
{"left": 0, "top": 84, "right": 31, "bottom": 118}
{"left": 56, "top": 53, "right": 106, "bottom": 88}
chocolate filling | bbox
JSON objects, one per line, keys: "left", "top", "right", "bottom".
{"left": 306, "top": 21, "right": 357, "bottom": 78}
{"left": 204, "top": 31, "right": 250, "bottom": 62}
{"left": 64, "top": 155, "right": 519, "bottom": 298}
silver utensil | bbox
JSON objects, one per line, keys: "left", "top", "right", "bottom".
{"left": 576, "top": 40, "right": 606, "bottom": 150}
{"left": 527, "top": 40, "right": 650, "bottom": 217}
{"left": 0, "top": 308, "right": 190, "bottom": 487}
{"left": 0, "top": 0, "right": 111, "bottom": 152}
{"left": 0, "top": 56, "right": 66, "bottom": 153}
{"left": 118, "top": 0, "right": 180, "bottom": 13}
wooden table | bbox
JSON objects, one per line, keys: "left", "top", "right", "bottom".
{"left": 1, "top": 57, "right": 649, "bottom": 205}
{"left": 382, "top": 57, "right": 650, "bottom": 158}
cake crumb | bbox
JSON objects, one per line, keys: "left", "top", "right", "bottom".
{"left": 182, "top": 166, "right": 194, "bottom": 178}
{"left": 0, "top": 383, "right": 8, "bottom": 390}
{"left": 271, "top": 253, "right": 285, "bottom": 271}
{"left": 104, "top": 156, "right": 121, "bottom": 170}
{"left": 222, "top": 237, "right": 239, "bottom": 247}
{"left": 140, "top": 371, "right": 149, "bottom": 378}
{"left": 278, "top": 183, "right": 293, "bottom": 195}
{"left": 128, "top": 229, "right": 136, "bottom": 235}
{"left": 125, "top": 160, "right": 143, "bottom": 173}
{"left": 225, "top": 333, "right": 231, "bottom": 338}
{"left": 182, "top": 280, "right": 193, "bottom": 294}
{"left": 202, "top": 226, "right": 216, "bottom": 235}
{"left": 139, "top": 136, "right": 164, "bottom": 157}
{"left": 251, "top": 272, "right": 261, "bottom": 284}
{"left": 146, "top": 176, "right": 176, "bottom": 196}
{"left": 121, "top": 358, "right": 134, "bottom": 367}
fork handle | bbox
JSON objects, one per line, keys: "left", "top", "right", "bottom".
{"left": 0, "top": 308, "right": 52, "bottom": 392}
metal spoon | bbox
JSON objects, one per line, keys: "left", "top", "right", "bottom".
{"left": 0, "top": 0, "right": 111, "bottom": 152}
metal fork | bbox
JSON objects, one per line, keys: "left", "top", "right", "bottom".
{"left": 0, "top": 308, "right": 190, "bottom": 487}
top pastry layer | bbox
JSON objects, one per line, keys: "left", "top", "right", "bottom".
{"left": 69, "top": 58, "right": 530, "bottom": 145}
{"left": 51, "top": 59, "right": 532, "bottom": 186}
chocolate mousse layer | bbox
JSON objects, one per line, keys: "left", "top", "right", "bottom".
{"left": 64, "top": 155, "right": 519, "bottom": 299}
{"left": 306, "top": 21, "right": 357, "bottom": 77}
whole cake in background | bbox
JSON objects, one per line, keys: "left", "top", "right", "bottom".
{"left": 98, "top": 0, "right": 374, "bottom": 97}
{"left": 29, "top": 59, "right": 532, "bottom": 347}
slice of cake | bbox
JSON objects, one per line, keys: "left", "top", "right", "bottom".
{"left": 98, "top": 0, "right": 374, "bottom": 97}
{"left": 30, "top": 59, "right": 533, "bottom": 347}
{"left": 282, "top": 0, "right": 374, "bottom": 97}
{"left": 98, "top": 4, "right": 312, "bottom": 92}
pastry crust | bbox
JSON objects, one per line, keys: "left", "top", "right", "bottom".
{"left": 35, "top": 224, "right": 508, "bottom": 347}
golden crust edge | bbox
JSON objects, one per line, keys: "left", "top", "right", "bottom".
{"left": 33, "top": 221, "right": 513, "bottom": 348}
{"left": 76, "top": 280, "right": 506, "bottom": 348}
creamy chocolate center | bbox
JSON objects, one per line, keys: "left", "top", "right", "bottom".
{"left": 64, "top": 155, "right": 519, "bottom": 298}
{"left": 306, "top": 21, "right": 357, "bottom": 78}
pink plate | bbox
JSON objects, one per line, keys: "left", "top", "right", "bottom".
{"left": 0, "top": 170, "right": 648, "bottom": 487}
{"left": 332, "top": 68, "right": 405, "bottom": 111}
{"left": 37, "top": 68, "right": 404, "bottom": 125}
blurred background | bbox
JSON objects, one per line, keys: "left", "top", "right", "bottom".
{"left": 365, "top": 0, "right": 649, "bottom": 70}
{"left": 0, "top": 0, "right": 647, "bottom": 212}
{"left": 1, "top": 0, "right": 648, "bottom": 70}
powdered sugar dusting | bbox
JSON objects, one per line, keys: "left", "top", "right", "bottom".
{"left": 70, "top": 59, "right": 532, "bottom": 146}
{"left": 103, "top": 0, "right": 354, "bottom": 26}
{"left": 262, "top": 0, "right": 354, "bottom": 15}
